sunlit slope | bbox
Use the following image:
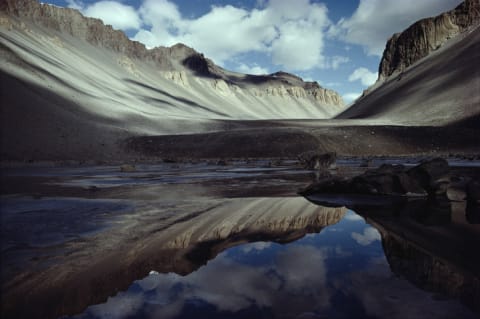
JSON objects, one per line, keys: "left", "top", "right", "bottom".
{"left": 0, "top": 11, "right": 343, "bottom": 129}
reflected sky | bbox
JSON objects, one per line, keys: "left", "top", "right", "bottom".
{"left": 69, "top": 211, "right": 475, "bottom": 319}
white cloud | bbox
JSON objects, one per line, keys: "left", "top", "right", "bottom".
{"left": 131, "top": 0, "right": 331, "bottom": 70}
{"left": 329, "top": 56, "right": 350, "bottom": 70}
{"left": 65, "top": 0, "right": 83, "bottom": 10}
{"left": 236, "top": 63, "right": 270, "bottom": 75}
{"left": 348, "top": 67, "right": 377, "bottom": 86}
{"left": 351, "top": 227, "right": 381, "bottom": 246}
{"left": 334, "top": 0, "right": 463, "bottom": 56}
{"left": 70, "top": 0, "right": 142, "bottom": 30}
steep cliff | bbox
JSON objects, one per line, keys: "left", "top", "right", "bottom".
{"left": 337, "top": 0, "right": 480, "bottom": 125}
{"left": 379, "top": 0, "right": 480, "bottom": 80}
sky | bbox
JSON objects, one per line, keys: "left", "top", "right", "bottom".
{"left": 44, "top": 0, "right": 462, "bottom": 104}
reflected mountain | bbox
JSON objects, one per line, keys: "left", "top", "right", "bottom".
{"left": 65, "top": 209, "right": 477, "bottom": 319}
{"left": 1, "top": 196, "right": 345, "bottom": 319}
{"left": 304, "top": 194, "right": 480, "bottom": 314}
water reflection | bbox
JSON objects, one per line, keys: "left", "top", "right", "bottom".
{"left": 1, "top": 195, "right": 345, "bottom": 319}
{"left": 2, "top": 163, "right": 479, "bottom": 319}
{"left": 304, "top": 193, "right": 480, "bottom": 315}
{"left": 68, "top": 210, "right": 476, "bottom": 319}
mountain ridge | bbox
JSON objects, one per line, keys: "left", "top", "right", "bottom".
{"left": 378, "top": 0, "right": 480, "bottom": 80}
{"left": 338, "top": 0, "right": 480, "bottom": 125}
{"left": 0, "top": 0, "right": 344, "bottom": 109}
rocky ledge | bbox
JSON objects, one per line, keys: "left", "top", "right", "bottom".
{"left": 301, "top": 158, "right": 480, "bottom": 213}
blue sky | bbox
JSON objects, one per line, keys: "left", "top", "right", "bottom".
{"left": 44, "top": 0, "right": 462, "bottom": 104}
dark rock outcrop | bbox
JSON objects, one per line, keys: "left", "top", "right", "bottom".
{"left": 301, "top": 158, "right": 450, "bottom": 203}
{"left": 378, "top": 0, "right": 480, "bottom": 80}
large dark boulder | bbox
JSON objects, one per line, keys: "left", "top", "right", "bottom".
{"left": 350, "top": 164, "right": 427, "bottom": 196}
{"left": 407, "top": 158, "right": 450, "bottom": 194}
{"left": 301, "top": 158, "right": 451, "bottom": 206}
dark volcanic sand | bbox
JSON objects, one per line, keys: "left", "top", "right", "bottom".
{"left": 124, "top": 123, "right": 480, "bottom": 160}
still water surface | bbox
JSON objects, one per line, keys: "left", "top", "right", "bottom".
{"left": 1, "top": 161, "right": 479, "bottom": 319}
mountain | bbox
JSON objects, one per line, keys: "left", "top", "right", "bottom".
{"left": 338, "top": 0, "right": 480, "bottom": 125}
{"left": 1, "top": 0, "right": 479, "bottom": 161}
{"left": 0, "top": 0, "right": 347, "bottom": 161}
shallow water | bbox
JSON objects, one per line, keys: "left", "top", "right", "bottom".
{"left": 1, "top": 161, "right": 479, "bottom": 319}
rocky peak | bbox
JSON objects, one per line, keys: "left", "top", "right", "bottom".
{"left": 378, "top": 0, "right": 480, "bottom": 80}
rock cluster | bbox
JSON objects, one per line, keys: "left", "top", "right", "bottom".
{"left": 301, "top": 158, "right": 450, "bottom": 198}
{"left": 378, "top": 0, "right": 480, "bottom": 80}
{"left": 302, "top": 157, "right": 480, "bottom": 221}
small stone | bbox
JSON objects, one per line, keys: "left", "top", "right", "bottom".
{"left": 120, "top": 164, "right": 136, "bottom": 172}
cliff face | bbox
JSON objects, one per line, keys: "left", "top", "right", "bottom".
{"left": 337, "top": 0, "right": 480, "bottom": 125}
{"left": 378, "top": 0, "right": 480, "bottom": 80}
{"left": 0, "top": 0, "right": 344, "bottom": 109}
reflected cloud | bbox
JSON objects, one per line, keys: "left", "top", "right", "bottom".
{"left": 351, "top": 227, "right": 381, "bottom": 246}
{"left": 73, "top": 210, "right": 478, "bottom": 319}
{"left": 344, "top": 211, "right": 364, "bottom": 221}
{"left": 240, "top": 241, "right": 272, "bottom": 253}
{"left": 78, "top": 243, "right": 330, "bottom": 319}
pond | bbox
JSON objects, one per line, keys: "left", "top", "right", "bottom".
{"left": 1, "top": 161, "right": 479, "bottom": 319}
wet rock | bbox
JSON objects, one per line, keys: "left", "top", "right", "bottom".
{"left": 446, "top": 176, "right": 468, "bottom": 201}
{"left": 447, "top": 186, "right": 467, "bottom": 201}
{"left": 407, "top": 158, "right": 450, "bottom": 194}
{"left": 298, "top": 151, "right": 336, "bottom": 170}
{"left": 301, "top": 158, "right": 450, "bottom": 203}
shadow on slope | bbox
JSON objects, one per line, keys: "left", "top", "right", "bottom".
{"left": 337, "top": 26, "right": 480, "bottom": 125}
{"left": 124, "top": 79, "right": 229, "bottom": 117}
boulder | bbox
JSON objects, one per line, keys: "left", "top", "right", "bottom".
{"left": 298, "top": 151, "right": 336, "bottom": 170}
{"left": 407, "top": 158, "right": 450, "bottom": 194}
{"left": 301, "top": 158, "right": 451, "bottom": 204}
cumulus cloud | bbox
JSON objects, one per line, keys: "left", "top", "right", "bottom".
{"left": 348, "top": 67, "right": 378, "bottom": 86}
{"left": 65, "top": 0, "right": 83, "bottom": 10}
{"left": 351, "top": 227, "right": 381, "bottom": 246}
{"left": 68, "top": 0, "right": 141, "bottom": 30}
{"left": 329, "top": 56, "right": 350, "bottom": 70}
{"left": 64, "top": 0, "right": 351, "bottom": 71}
{"left": 130, "top": 0, "right": 331, "bottom": 70}
{"left": 333, "top": 0, "right": 463, "bottom": 56}
{"left": 344, "top": 212, "right": 364, "bottom": 221}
